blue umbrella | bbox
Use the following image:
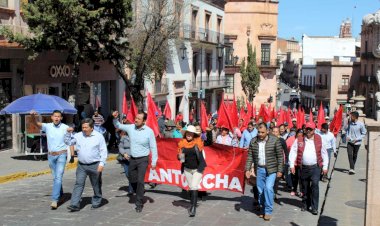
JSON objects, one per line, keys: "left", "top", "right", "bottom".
{"left": 0, "top": 94, "right": 77, "bottom": 115}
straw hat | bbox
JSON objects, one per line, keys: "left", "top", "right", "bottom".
{"left": 183, "top": 125, "right": 200, "bottom": 135}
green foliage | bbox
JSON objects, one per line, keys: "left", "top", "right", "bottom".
{"left": 0, "top": 0, "right": 133, "bottom": 67}
{"left": 240, "top": 39, "right": 260, "bottom": 102}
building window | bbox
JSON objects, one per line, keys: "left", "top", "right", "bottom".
{"left": 0, "top": 59, "right": 10, "bottom": 72}
{"left": 319, "top": 74, "right": 322, "bottom": 84}
{"left": 0, "top": 0, "right": 7, "bottom": 7}
{"left": 342, "top": 75, "right": 349, "bottom": 85}
{"left": 205, "top": 13, "right": 211, "bottom": 41}
{"left": 261, "top": 44, "right": 270, "bottom": 65}
{"left": 193, "top": 53, "right": 198, "bottom": 78}
{"left": 364, "top": 64, "right": 367, "bottom": 76}
{"left": 206, "top": 53, "right": 212, "bottom": 77}
{"left": 217, "top": 17, "right": 222, "bottom": 43}
{"left": 365, "top": 41, "right": 368, "bottom": 53}
{"left": 191, "top": 9, "right": 197, "bottom": 39}
{"left": 324, "top": 74, "right": 327, "bottom": 86}
{"left": 224, "top": 75, "right": 234, "bottom": 94}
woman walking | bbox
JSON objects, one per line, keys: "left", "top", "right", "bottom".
{"left": 177, "top": 125, "right": 207, "bottom": 217}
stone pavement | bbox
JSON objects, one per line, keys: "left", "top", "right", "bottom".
{"left": 318, "top": 142, "right": 366, "bottom": 226}
{"left": 0, "top": 159, "right": 325, "bottom": 226}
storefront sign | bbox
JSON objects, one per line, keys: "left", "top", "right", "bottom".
{"left": 49, "top": 65, "right": 71, "bottom": 78}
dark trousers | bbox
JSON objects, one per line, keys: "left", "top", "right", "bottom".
{"left": 71, "top": 162, "right": 102, "bottom": 207}
{"left": 347, "top": 142, "right": 361, "bottom": 170}
{"left": 301, "top": 165, "right": 321, "bottom": 211}
{"left": 291, "top": 166, "right": 301, "bottom": 193}
{"left": 129, "top": 156, "right": 149, "bottom": 207}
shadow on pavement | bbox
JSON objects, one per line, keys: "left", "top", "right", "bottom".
{"left": 79, "top": 197, "right": 109, "bottom": 209}
{"left": 318, "top": 215, "right": 338, "bottom": 226}
{"left": 275, "top": 197, "right": 303, "bottom": 208}
{"left": 11, "top": 155, "right": 47, "bottom": 161}
{"left": 58, "top": 193, "right": 72, "bottom": 207}
{"left": 172, "top": 200, "right": 191, "bottom": 209}
{"left": 290, "top": 222, "right": 301, "bottom": 226}
{"left": 333, "top": 168, "right": 349, "bottom": 174}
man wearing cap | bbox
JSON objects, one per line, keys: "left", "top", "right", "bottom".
{"left": 163, "top": 120, "right": 176, "bottom": 138}
{"left": 291, "top": 118, "right": 297, "bottom": 130}
{"left": 239, "top": 122, "right": 258, "bottom": 148}
{"left": 289, "top": 122, "right": 328, "bottom": 215}
{"left": 325, "top": 116, "right": 330, "bottom": 127}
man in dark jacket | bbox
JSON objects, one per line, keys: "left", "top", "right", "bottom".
{"left": 245, "top": 123, "right": 284, "bottom": 221}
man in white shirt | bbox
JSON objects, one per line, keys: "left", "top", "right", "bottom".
{"left": 289, "top": 122, "right": 328, "bottom": 215}
{"left": 317, "top": 123, "right": 336, "bottom": 181}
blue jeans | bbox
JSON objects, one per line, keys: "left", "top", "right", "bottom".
{"left": 122, "top": 161, "right": 133, "bottom": 193}
{"left": 256, "top": 167, "right": 276, "bottom": 215}
{"left": 48, "top": 153, "right": 67, "bottom": 202}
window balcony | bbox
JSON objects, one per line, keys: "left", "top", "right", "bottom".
{"left": 338, "top": 85, "right": 349, "bottom": 94}
{"left": 181, "top": 24, "right": 224, "bottom": 44}
{"left": 316, "top": 84, "right": 328, "bottom": 90}
{"left": 300, "top": 84, "right": 313, "bottom": 92}
{"left": 258, "top": 59, "right": 280, "bottom": 68}
{"left": 190, "top": 77, "right": 228, "bottom": 91}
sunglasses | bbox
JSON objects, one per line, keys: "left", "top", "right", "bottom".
{"left": 305, "top": 128, "right": 314, "bottom": 132}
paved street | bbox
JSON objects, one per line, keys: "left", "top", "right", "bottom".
{"left": 0, "top": 138, "right": 367, "bottom": 226}
{"left": 0, "top": 161, "right": 322, "bottom": 226}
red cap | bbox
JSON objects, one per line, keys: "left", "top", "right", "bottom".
{"left": 305, "top": 122, "right": 316, "bottom": 129}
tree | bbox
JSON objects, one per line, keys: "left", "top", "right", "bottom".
{"left": 240, "top": 39, "right": 260, "bottom": 102}
{"left": 116, "top": 0, "right": 183, "bottom": 108}
{"left": 0, "top": 0, "right": 133, "bottom": 105}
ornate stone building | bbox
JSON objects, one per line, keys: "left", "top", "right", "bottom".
{"left": 359, "top": 10, "right": 380, "bottom": 119}
{"left": 224, "top": 0, "right": 279, "bottom": 105}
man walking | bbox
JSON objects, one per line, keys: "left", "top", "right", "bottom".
{"left": 317, "top": 123, "right": 336, "bottom": 181}
{"left": 30, "top": 110, "right": 73, "bottom": 210}
{"left": 113, "top": 110, "right": 158, "bottom": 213}
{"left": 65, "top": 118, "right": 108, "bottom": 212}
{"left": 289, "top": 122, "right": 328, "bottom": 215}
{"left": 346, "top": 111, "right": 366, "bottom": 175}
{"left": 245, "top": 123, "right": 283, "bottom": 221}
{"left": 239, "top": 122, "right": 258, "bottom": 148}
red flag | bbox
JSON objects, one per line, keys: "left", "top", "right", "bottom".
{"left": 317, "top": 102, "right": 326, "bottom": 130}
{"left": 252, "top": 104, "right": 256, "bottom": 120}
{"left": 330, "top": 105, "right": 343, "bottom": 137}
{"left": 122, "top": 92, "right": 128, "bottom": 115}
{"left": 297, "top": 107, "right": 306, "bottom": 129}
{"left": 308, "top": 109, "right": 313, "bottom": 123}
{"left": 287, "top": 109, "right": 293, "bottom": 127}
{"left": 277, "top": 109, "right": 285, "bottom": 125}
{"left": 126, "top": 96, "right": 138, "bottom": 123}
{"left": 217, "top": 101, "right": 234, "bottom": 131}
{"left": 200, "top": 101, "right": 208, "bottom": 132}
{"left": 163, "top": 101, "right": 172, "bottom": 120}
{"left": 146, "top": 92, "right": 160, "bottom": 136}
{"left": 230, "top": 97, "right": 239, "bottom": 128}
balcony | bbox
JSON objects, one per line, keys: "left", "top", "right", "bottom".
{"left": 182, "top": 24, "right": 224, "bottom": 44}
{"left": 259, "top": 59, "right": 280, "bottom": 68}
{"left": 190, "top": 77, "right": 228, "bottom": 91}
{"left": 300, "top": 84, "right": 313, "bottom": 92}
{"left": 154, "top": 79, "right": 169, "bottom": 95}
{"left": 316, "top": 84, "right": 328, "bottom": 90}
{"left": 361, "top": 52, "right": 375, "bottom": 59}
{"left": 359, "top": 75, "right": 377, "bottom": 84}
{"left": 338, "top": 85, "right": 349, "bottom": 94}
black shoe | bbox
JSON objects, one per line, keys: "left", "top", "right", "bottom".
{"left": 311, "top": 209, "right": 318, "bottom": 215}
{"left": 189, "top": 190, "right": 198, "bottom": 217}
{"left": 67, "top": 205, "right": 80, "bottom": 212}
{"left": 301, "top": 206, "right": 306, "bottom": 212}
{"left": 135, "top": 206, "right": 143, "bottom": 213}
{"left": 91, "top": 204, "right": 101, "bottom": 209}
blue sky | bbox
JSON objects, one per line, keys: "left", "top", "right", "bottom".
{"left": 278, "top": 0, "right": 380, "bottom": 41}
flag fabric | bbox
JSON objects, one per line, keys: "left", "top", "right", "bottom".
{"left": 126, "top": 96, "right": 138, "bottom": 124}
{"left": 163, "top": 101, "right": 172, "bottom": 120}
{"left": 258, "top": 104, "right": 269, "bottom": 122}
{"left": 230, "top": 97, "right": 239, "bottom": 129}
{"left": 308, "top": 109, "right": 313, "bottom": 123}
{"left": 296, "top": 107, "right": 306, "bottom": 129}
{"left": 200, "top": 101, "right": 208, "bottom": 132}
{"left": 277, "top": 109, "right": 285, "bottom": 126}
{"left": 122, "top": 92, "right": 128, "bottom": 115}
{"left": 146, "top": 92, "right": 160, "bottom": 136}
{"left": 217, "top": 101, "right": 234, "bottom": 131}
{"left": 317, "top": 102, "right": 326, "bottom": 130}
{"left": 287, "top": 109, "right": 293, "bottom": 127}
{"left": 145, "top": 138, "right": 248, "bottom": 193}
{"left": 329, "top": 105, "right": 343, "bottom": 137}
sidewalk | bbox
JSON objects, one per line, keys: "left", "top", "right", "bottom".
{"left": 319, "top": 141, "right": 366, "bottom": 226}
{"left": 0, "top": 149, "right": 117, "bottom": 184}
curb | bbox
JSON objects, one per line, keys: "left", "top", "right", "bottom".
{"left": 0, "top": 154, "right": 118, "bottom": 184}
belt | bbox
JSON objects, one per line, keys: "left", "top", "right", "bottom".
{"left": 258, "top": 165, "right": 266, "bottom": 168}
{"left": 48, "top": 150, "right": 67, "bottom": 156}
{"left": 79, "top": 161, "right": 99, "bottom": 165}
{"left": 130, "top": 156, "right": 148, "bottom": 160}
{"left": 302, "top": 164, "right": 318, "bottom": 168}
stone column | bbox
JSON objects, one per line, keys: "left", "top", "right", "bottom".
{"left": 365, "top": 119, "right": 380, "bottom": 226}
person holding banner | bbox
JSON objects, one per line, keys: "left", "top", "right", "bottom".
{"left": 177, "top": 125, "right": 207, "bottom": 217}
{"left": 245, "top": 123, "right": 284, "bottom": 221}
{"left": 112, "top": 111, "right": 158, "bottom": 213}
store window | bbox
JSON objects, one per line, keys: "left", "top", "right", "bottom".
{"left": 0, "top": 59, "right": 10, "bottom": 72}
{"left": 224, "top": 74, "right": 234, "bottom": 94}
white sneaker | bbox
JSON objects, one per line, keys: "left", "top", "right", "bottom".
{"left": 50, "top": 201, "right": 58, "bottom": 209}
{"left": 349, "top": 169, "right": 355, "bottom": 175}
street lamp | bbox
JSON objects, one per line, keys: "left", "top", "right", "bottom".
{"left": 180, "top": 43, "right": 187, "bottom": 60}
{"left": 216, "top": 43, "right": 224, "bottom": 59}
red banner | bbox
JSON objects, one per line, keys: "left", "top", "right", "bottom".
{"left": 145, "top": 138, "right": 248, "bottom": 193}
